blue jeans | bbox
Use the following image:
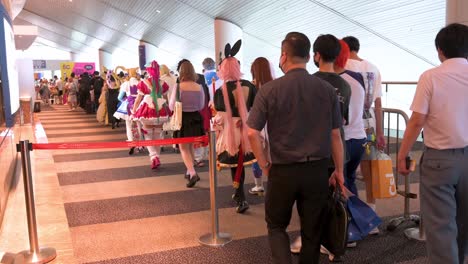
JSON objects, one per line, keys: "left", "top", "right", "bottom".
{"left": 252, "top": 162, "right": 262, "bottom": 178}
{"left": 345, "top": 138, "right": 366, "bottom": 196}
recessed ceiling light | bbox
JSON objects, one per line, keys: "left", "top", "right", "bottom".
{"left": 156, "top": 10, "right": 161, "bottom": 13}
{"left": 69, "top": 0, "right": 72, "bottom": 2}
{"left": 124, "top": 23, "right": 128, "bottom": 26}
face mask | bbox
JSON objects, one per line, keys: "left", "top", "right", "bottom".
{"left": 313, "top": 52, "right": 320, "bottom": 68}
{"left": 314, "top": 59, "right": 320, "bottom": 69}
{"left": 278, "top": 54, "right": 285, "bottom": 73}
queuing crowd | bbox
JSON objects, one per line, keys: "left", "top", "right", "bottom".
{"left": 39, "top": 23, "right": 468, "bottom": 264}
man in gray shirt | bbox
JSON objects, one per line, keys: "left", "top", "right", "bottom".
{"left": 247, "top": 32, "right": 345, "bottom": 264}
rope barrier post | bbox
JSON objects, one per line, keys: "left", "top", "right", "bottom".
{"left": 16, "top": 140, "right": 57, "bottom": 263}
{"left": 199, "top": 131, "right": 232, "bottom": 247}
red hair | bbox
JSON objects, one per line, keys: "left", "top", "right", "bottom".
{"left": 335, "top": 40, "right": 350, "bottom": 68}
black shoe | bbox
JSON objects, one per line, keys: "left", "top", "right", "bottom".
{"left": 232, "top": 194, "right": 240, "bottom": 203}
{"left": 129, "top": 147, "right": 135, "bottom": 155}
{"left": 184, "top": 173, "right": 190, "bottom": 180}
{"left": 186, "top": 174, "right": 200, "bottom": 188}
{"left": 236, "top": 201, "right": 249, "bottom": 214}
{"left": 112, "top": 123, "right": 115, "bottom": 129}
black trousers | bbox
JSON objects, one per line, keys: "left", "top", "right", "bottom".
{"left": 266, "top": 159, "right": 329, "bottom": 264}
{"left": 230, "top": 167, "right": 245, "bottom": 203}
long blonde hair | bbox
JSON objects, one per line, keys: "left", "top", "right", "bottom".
{"left": 160, "top": 64, "right": 171, "bottom": 76}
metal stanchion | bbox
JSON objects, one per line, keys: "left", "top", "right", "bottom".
{"left": 15, "top": 140, "right": 57, "bottom": 263}
{"left": 199, "top": 131, "right": 232, "bottom": 247}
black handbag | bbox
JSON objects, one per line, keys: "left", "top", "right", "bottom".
{"left": 321, "top": 185, "right": 350, "bottom": 259}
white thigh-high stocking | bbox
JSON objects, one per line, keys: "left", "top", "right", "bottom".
{"left": 144, "top": 126, "right": 161, "bottom": 161}
{"left": 125, "top": 119, "right": 133, "bottom": 141}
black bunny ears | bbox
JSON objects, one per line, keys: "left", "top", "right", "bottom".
{"left": 224, "top": 39, "right": 242, "bottom": 58}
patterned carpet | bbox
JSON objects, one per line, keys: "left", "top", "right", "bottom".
{"left": 36, "top": 105, "right": 428, "bottom": 264}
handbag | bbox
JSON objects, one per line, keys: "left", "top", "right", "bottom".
{"left": 163, "top": 83, "right": 182, "bottom": 131}
{"left": 321, "top": 185, "right": 349, "bottom": 258}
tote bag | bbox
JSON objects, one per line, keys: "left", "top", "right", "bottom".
{"left": 163, "top": 84, "right": 182, "bottom": 131}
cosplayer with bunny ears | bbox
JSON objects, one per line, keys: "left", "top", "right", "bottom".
{"left": 213, "top": 40, "right": 257, "bottom": 214}
{"left": 132, "top": 61, "right": 170, "bottom": 170}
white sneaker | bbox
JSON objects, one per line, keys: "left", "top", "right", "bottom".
{"left": 290, "top": 236, "right": 302, "bottom": 254}
{"left": 248, "top": 186, "right": 265, "bottom": 195}
{"left": 347, "top": 241, "right": 357, "bottom": 248}
{"left": 369, "top": 227, "right": 380, "bottom": 235}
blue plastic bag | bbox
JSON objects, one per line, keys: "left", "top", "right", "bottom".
{"left": 348, "top": 218, "right": 363, "bottom": 242}
{"left": 347, "top": 195, "right": 382, "bottom": 241}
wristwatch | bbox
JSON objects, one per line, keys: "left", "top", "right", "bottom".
{"left": 262, "top": 161, "right": 271, "bottom": 169}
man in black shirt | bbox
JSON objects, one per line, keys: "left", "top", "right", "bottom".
{"left": 288, "top": 34, "right": 352, "bottom": 257}
{"left": 91, "top": 71, "right": 104, "bottom": 108}
{"left": 247, "top": 32, "right": 345, "bottom": 264}
{"left": 312, "top": 34, "right": 351, "bottom": 173}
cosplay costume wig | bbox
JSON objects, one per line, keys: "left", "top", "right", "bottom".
{"left": 335, "top": 40, "right": 350, "bottom": 69}
{"left": 132, "top": 60, "right": 170, "bottom": 127}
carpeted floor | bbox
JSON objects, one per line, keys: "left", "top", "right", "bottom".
{"left": 35, "top": 105, "right": 428, "bottom": 264}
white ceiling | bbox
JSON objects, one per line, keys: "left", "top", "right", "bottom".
{"left": 14, "top": 0, "right": 446, "bottom": 80}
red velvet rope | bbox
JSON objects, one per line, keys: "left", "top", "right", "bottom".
{"left": 31, "top": 136, "right": 208, "bottom": 150}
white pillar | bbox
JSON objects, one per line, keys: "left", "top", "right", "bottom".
{"left": 98, "top": 49, "right": 113, "bottom": 72}
{"left": 214, "top": 19, "right": 243, "bottom": 67}
{"left": 446, "top": 0, "right": 468, "bottom": 25}
{"left": 70, "top": 52, "right": 77, "bottom": 62}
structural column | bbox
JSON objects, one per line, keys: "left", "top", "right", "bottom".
{"left": 70, "top": 52, "right": 77, "bottom": 62}
{"left": 139, "top": 41, "right": 158, "bottom": 70}
{"left": 446, "top": 0, "right": 468, "bottom": 25}
{"left": 214, "top": 19, "right": 243, "bottom": 67}
{"left": 98, "top": 49, "right": 113, "bottom": 72}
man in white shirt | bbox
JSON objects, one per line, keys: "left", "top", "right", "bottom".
{"left": 54, "top": 75, "right": 63, "bottom": 104}
{"left": 398, "top": 23, "right": 468, "bottom": 264}
{"left": 343, "top": 36, "right": 386, "bottom": 211}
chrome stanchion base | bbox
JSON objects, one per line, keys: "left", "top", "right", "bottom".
{"left": 15, "top": 247, "right": 57, "bottom": 264}
{"left": 386, "top": 214, "right": 419, "bottom": 231}
{"left": 199, "top": 233, "right": 232, "bottom": 248}
{"left": 404, "top": 227, "right": 426, "bottom": 241}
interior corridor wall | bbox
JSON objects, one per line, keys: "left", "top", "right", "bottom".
{"left": 0, "top": 0, "right": 21, "bottom": 230}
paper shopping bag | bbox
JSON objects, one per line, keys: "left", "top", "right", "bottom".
{"left": 370, "top": 152, "right": 397, "bottom": 199}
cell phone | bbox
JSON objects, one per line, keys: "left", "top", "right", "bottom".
{"left": 405, "top": 156, "right": 416, "bottom": 171}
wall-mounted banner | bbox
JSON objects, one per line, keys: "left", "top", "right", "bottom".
{"left": 33, "top": 60, "right": 46, "bottom": 69}
{"left": 60, "top": 62, "right": 95, "bottom": 78}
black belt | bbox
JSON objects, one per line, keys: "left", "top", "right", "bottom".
{"left": 296, "top": 156, "right": 324, "bottom": 163}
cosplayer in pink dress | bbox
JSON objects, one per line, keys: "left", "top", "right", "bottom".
{"left": 132, "top": 61, "right": 170, "bottom": 169}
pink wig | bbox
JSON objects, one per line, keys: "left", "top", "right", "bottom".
{"left": 218, "top": 57, "right": 252, "bottom": 156}
{"left": 147, "top": 60, "right": 160, "bottom": 79}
